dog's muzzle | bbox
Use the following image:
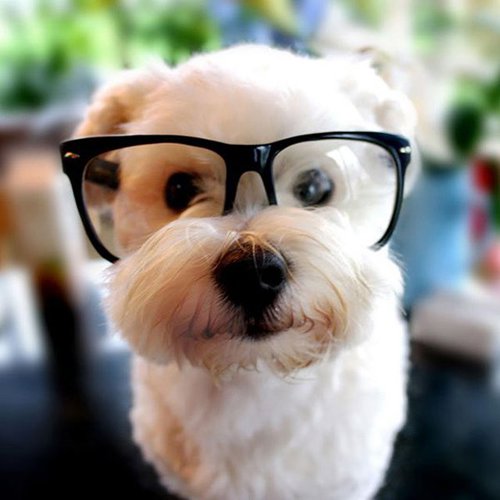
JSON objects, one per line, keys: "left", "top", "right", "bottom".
{"left": 213, "top": 242, "right": 287, "bottom": 335}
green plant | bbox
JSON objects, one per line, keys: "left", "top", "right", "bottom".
{"left": 446, "top": 70, "right": 500, "bottom": 161}
{"left": 0, "top": 0, "right": 222, "bottom": 112}
{"left": 126, "top": 1, "right": 221, "bottom": 66}
{"left": 0, "top": 2, "right": 121, "bottom": 111}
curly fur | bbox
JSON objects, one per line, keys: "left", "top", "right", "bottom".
{"left": 76, "top": 44, "right": 417, "bottom": 499}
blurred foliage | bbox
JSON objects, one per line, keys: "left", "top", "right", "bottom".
{"left": 336, "top": 0, "right": 500, "bottom": 162}
{"left": 413, "top": 0, "right": 455, "bottom": 54}
{"left": 411, "top": 0, "right": 500, "bottom": 162}
{"left": 446, "top": 103, "right": 486, "bottom": 160}
{"left": 0, "top": 0, "right": 307, "bottom": 113}
{"left": 0, "top": 0, "right": 498, "bottom": 166}
{"left": 446, "top": 71, "right": 500, "bottom": 161}
{"left": 0, "top": 0, "right": 222, "bottom": 112}
{"left": 338, "top": 0, "right": 389, "bottom": 26}
{"left": 243, "top": 0, "right": 298, "bottom": 34}
{"left": 123, "top": 1, "right": 221, "bottom": 66}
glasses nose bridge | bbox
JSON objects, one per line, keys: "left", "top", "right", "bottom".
{"left": 223, "top": 145, "right": 276, "bottom": 213}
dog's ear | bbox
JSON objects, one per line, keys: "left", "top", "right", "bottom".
{"left": 379, "top": 89, "right": 420, "bottom": 195}
{"left": 374, "top": 90, "right": 416, "bottom": 139}
{"left": 75, "top": 69, "right": 160, "bottom": 137}
{"left": 355, "top": 52, "right": 420, "bottom": 193}
{"left": 75, "top": 69, "right": 164, "bottom": 205}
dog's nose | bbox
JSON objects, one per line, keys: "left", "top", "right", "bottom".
{"left": 214, "top": 245, "right": 287, "bottom": 316}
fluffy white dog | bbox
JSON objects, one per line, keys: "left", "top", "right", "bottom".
{"left": 74, "top": 44, "right": 417, "bottom": 499}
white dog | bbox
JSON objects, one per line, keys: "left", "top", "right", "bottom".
{"left": 73, "top": 44, "right": 417, "bottom": 499}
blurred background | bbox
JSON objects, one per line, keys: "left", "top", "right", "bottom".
{"left": 0, "top": 1, "right": 499, "bottom": 498}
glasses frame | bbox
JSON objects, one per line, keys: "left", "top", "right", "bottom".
{"left": 60, "top": 132, "right": 412, "bottom": 263}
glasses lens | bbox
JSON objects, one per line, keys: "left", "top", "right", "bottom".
{"left": 273, "top": 139, "right": 399, "bottom": 246}
{"left": 82, "top": 143, "right": 226, "bottom": 259}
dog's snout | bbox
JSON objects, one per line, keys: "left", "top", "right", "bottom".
{"left": 214, "top": 244, "right": 287, "bottom": 316}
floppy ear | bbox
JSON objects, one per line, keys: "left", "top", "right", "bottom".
{"left": 375, "top": 90, "right": 416, "bottom": 138}
{"left": 357, "top": 52, "right": 420, "bottom": 194}
{"left": 75, "top": 68, "right": 164, "bottom": 204}
{"left": 379, "top": 90, "right": 420, "bottom": 195}
{"left": 75, "top": 69, "right": 160, "bottom": 137}
{"left": 336, "top": 54, "right": 419, "bottom": 194}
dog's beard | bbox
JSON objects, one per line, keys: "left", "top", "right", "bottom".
{"left": 107, "top": 207, "right": 400, "bottom": 379}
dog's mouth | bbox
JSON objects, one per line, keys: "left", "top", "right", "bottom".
{"left": 199, "top": 311, "right": 284, "bottom": 342}
{"left": 243, "top": 316, "right": 281, "bottom": 340}
{"left": 235, "top": 302, "right": 298, "bottom": 341}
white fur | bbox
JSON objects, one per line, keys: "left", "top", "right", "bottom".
{"left": 77, "top": 45, "right": 416, "bottom": 499}
{"left": 131, "top": 298, "right": 407, "bottom": 500}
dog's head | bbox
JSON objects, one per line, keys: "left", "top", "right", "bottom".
{"left": 76, "top": 45, "right": 417, "bottom": 378}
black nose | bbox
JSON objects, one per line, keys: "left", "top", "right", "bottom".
{"left": 214, "top": 245, "right": 287, "bottom": 316}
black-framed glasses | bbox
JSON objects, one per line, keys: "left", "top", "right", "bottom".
{"left": 60, "top": 132, "right": 412, "bottom": 263}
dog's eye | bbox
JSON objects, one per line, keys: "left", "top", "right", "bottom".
{"left": 165, "top": 172, "right": 200, "bottom": 211}
{"left": 293, "top": 169, "right": 334, "bottom": 207}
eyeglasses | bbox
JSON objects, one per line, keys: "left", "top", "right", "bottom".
{"left": 60, "top": 132, "right": 412, "bottom": 263}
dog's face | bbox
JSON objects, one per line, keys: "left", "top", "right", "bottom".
{"left": 77, "top": 45, "right": 416, "bottom": 378}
